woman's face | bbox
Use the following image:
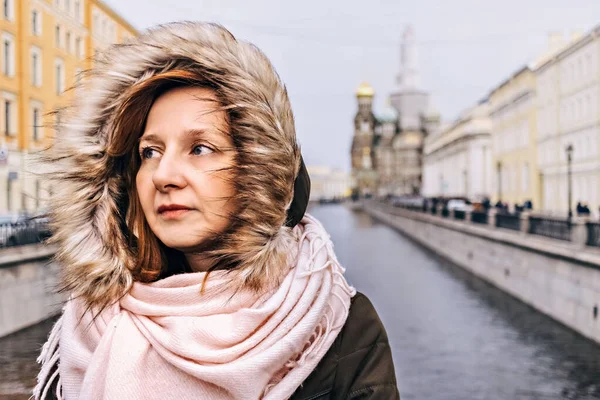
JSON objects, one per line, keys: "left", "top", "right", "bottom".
{"left": 136, "top": 86, "right": 236, "bottom": 251}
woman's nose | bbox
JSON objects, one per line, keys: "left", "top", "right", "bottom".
{"left": 152, "top": 153, "right": 187, "bottom": 192}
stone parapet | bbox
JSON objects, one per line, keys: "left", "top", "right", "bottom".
{"left": 363, "top": 201, "right": 600, "bottom": 345}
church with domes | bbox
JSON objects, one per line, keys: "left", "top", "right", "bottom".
{"left": 350, "top": 26, "right": 440, "bottom": 197}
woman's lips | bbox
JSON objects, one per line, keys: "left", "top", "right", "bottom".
{"left": 159, "top": 209, "right": 191, "bottom": 219}
{"left": 157, "top": 205, "right": 193, "bottom": 219}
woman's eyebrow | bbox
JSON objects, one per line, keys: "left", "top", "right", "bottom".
{"left": 138, "top": 128, "right": 225, "bottom": 144}
{"left": 185, "top": 128, "right": 231, "bottom": 142}
{"left": 184, "top": 128, "right": 209, "bottom": 139}
{"left": 138, "top": 133, "right": 161, "bottom": 144}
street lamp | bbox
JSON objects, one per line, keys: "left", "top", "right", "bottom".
{"left": 496, "top": 161, "right": 502, "bottom": 202}
{"left": 566, "top": 144, "right": 573, "bottom": 219}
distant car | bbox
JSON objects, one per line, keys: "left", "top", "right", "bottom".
{"left": 0, "top": 213, "right": 51, "bottom": 248}
{"left": 0, "top": 214, "right": 18, "bottom": 247}
{"left": 446, "top": 199, "right": 473, "bottom": 212}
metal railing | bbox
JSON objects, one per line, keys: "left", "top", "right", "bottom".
{"left": 0, "top": 219, "right": 52, "bottom": 248}
{"left": 471, "top": 211, "right": 488, "bottom": 225}
{"left": 586, "top": 222, "right": 600, "bottom": 247}
{"left": 495, "top": 213, "right": 521, "bottom": 231}
{"left": 529, "top": 216, "right": 571, "bottom": 242}
{"left": 453, "top": 210, "right": 466, "bottom": 220}
{"left": 381, "top": 200, "right": 600, "bottom": 247}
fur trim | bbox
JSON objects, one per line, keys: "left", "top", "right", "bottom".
{"left": 40, "top": 22, "right": 301, "bottom": 310}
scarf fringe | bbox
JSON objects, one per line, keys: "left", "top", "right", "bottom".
{"left": 262, "top": 215, "right": 356, "bottom": 397}
{"left": 33, "top": 314, "right": 64, "bottom": 400}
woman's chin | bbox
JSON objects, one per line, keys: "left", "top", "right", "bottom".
{"left": 158, "top": 233, "right": 207, "bottom": 252}
{"left": 162, "top": 240, "right": 204, "bottom": 251}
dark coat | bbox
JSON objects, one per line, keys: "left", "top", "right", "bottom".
{"left": 291, "top": 292, "right": 400, "bottom": 399}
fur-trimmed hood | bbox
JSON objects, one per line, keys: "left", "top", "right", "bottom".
{"left": 43, "top": 22, "right": 302, "bottom": 310}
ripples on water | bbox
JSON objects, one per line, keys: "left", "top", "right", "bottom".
{"left": 1, "top": 204, "right": 599, "bottom": 399}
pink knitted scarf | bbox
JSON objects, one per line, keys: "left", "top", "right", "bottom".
{"left": 34, "top": 215, "right": 355, "bottom": 399}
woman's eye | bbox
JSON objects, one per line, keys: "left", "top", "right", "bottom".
{"left": 192, "top": 145, "right": 214, "bottom": 156}
{"left": 141, "top": 147, "right": 157, "bottom": 159}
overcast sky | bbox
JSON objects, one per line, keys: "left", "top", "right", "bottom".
{"left": 103, "top": 0, "right": 600, "bottom": 171}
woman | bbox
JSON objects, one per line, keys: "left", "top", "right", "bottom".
{"left": 35, "top": 21, "right": 399, "bottom": 400}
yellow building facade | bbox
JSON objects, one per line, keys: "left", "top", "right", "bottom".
{"left": 0, "top": 0, "right": 137, "bottom": 214}
{"left": 489, "top": 66, "right": 541, "bottom": 209}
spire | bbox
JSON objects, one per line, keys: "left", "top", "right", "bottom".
{"left": 396, "top": 25, "right": 421, "bottom": 91}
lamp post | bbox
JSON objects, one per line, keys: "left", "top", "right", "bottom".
{"left": 566, "top": 144, "right": 573, "bottom": 219}
{"left": 496, "top": 161, "right": 502, "bottom": 202}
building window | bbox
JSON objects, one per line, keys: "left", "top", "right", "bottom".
{"left": 55, "top": 25, "right": 61, "bottom": 48}
{"left": 4, "top": 99, "right": 10, "bottom": 136}
{"left": 2, "top": 33, "right": 13, "bottom": 77}
{"left": 65, "top": 0, "right": 70, "bottom": 14}
{"left": 93, "top": 15, "right": 98, "bottom": 35}
{"left": 66, "top": 31, "right": 71, "bottom": 53}
{"left": 75, "top": 0, "right": 80, "bottom": 22}
{"left": 360, "top": 121, "right": 369, "bottom": 133}
{"left": 55, "top": 58, "right": 65, "bottom": 95}
{"left": 522, "top": 163, "right": 529, "bottom": 192}
{"left": 7, "top": 175, "right": 12, "bottom": 211}
{"left": 3, "top": 0, "right": 12, "bottom": 20}
{"left": 75, "top": 37, "right": 82, "bottom": 58}
{"left": 3, "top": 38, "right": 8, "bottom": 75}
{"left": 586, "top": 94, "right": 591, "bottom": 118}
{"left": 35, "top": 180, "right": 41, "bottom": 209}
{"left": 32, "top": 107, "right": 40, "bottom": 141}
{"left": 31, "top": 10, "right": 41, "bottom": 35}
{"left": 31, "top": 48, "right": 42, "bottom": 86}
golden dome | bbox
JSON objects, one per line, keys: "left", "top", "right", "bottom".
{"left": 356, "top": 82, "right": 374, "bottom": 97}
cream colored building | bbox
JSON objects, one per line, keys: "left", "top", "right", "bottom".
{"left": 307, "top": 166, "right": 352, "bottom": 201}
{"left": 536, "top": 26, "right": 600, "bottom": 215}
{"left": 489, "top": 66, "right": 540, "bottom": 208}
{"left": 0, "top": 0, "right": 137, "bottom": 214}
{"left": 422, "top": 100, "right": 492, "bottom": 199}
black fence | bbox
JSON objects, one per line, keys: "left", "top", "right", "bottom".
{"left": 453, "top": 210, "right": 466, "bottom": 220}
{"left": 529, "top": 216, "right": 571, "bottom": 242}
{"left": 471, "top": 211, "right": 488, "bottom": 225}
{"left": 586, "top": 222, "right": 600, "bottom": 248}
{"left": 0, "top": 219, "right": 51, "bottom": 249}
{"left": 495, "top": 213, "right": 521, "bottom": 231}
{"left": 383, "top": 200, "right": 600, "bottom": 246}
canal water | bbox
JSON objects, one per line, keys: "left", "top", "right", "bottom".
{"left": 1, "top": 204, "right": 600, "bottom": 399}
